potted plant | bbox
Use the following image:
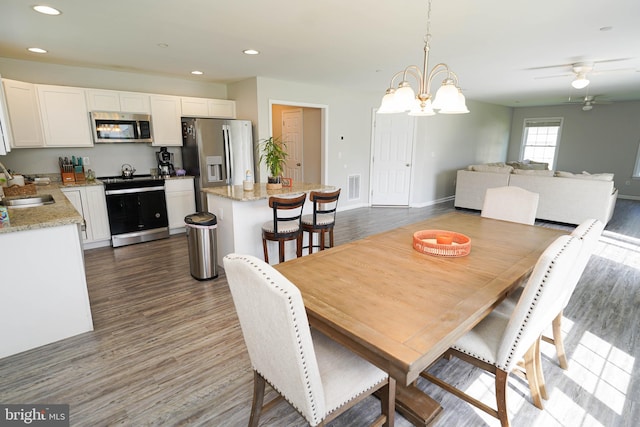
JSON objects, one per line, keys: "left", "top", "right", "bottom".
{"left": 259, "top": 136, "right": 288, "bottom": 189}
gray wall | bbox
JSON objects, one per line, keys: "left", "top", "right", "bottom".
{"left": 508, "top": 101, "right": 640, "bottom": 198}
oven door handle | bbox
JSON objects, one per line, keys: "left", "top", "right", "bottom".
{"left": 105, "top": 185, "right": 165, "bottom": 196}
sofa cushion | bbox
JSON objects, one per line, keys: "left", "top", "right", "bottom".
{"left": 467, "top": 164, "right": 514, "bottom": 174}
{"left": 507, "top": 160, "right": 549, "bottom": 170}
{"left": 554, "top": 171, "right": 614, "bottom": 181}
{"left": 512, "top": 169, "right": 554, "bottom": 176}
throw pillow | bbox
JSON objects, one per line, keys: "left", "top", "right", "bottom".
{"left": 469, "top": 164, "right": 514, "bottom": 174}
{"left": 512, "top": 169, "right": 554, "bottom": 176}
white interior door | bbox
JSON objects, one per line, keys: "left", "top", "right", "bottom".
{"left": 371, "top": 113, "right": 415, "bottom": 206}
{"left": 282, "top": 109, "right": 303, "bottom": 182}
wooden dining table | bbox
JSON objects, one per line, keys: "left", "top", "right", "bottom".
{"left": 274, "top": 211, "right": 566, "bottom": 426}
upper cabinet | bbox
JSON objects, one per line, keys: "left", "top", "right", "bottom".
{"left": 86, "top": 89, "right": 150, "bottom": 114}
{"left": 149, "top": 95, "right": 182, "bottom": 146}
{"left": 1, "top": 79, "right": 237, "bottom": 149}
{"left": 37, "top": 85, "right": 93, "bottom": 147}
{"left": 2, "top": 79, "right": 45, "bottom": 148}
{"left": 181, "top": 96, "right": 236, "bottom": 118}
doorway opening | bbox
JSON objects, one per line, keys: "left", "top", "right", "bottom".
{"left": 269, "top": 101, "right": 327, "bottom": 184}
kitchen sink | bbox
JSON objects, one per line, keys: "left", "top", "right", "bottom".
{"left": 0, "top": 194, "right": 55, "bottom": 208}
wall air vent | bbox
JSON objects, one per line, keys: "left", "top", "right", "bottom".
{"left": 348, "top": 174, "right": 360, "bottom": 201}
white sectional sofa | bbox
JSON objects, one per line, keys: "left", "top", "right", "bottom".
{"left": 454, "top": 168, "right": 618, "bottom": 225}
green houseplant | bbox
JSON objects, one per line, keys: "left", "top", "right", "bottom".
{"left": 259, "top": 136, "right": 288, "bottom": 189}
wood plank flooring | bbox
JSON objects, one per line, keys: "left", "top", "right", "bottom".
{"left": 0, "top": 199, "right": 639, "bottom": 426}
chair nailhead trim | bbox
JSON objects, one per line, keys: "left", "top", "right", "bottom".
{"left": 235, "top": 255, "right": 322, "bottom": 424}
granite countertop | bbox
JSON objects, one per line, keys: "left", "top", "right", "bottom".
{"left": 0, "top": 183, "right": 84, "bottom": 234}
{"left": 203, "top": 182, "right": 335, "bottom": 202}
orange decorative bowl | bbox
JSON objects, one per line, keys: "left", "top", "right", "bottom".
{"left": 412, "top": 229, "right": 471, "bottom": 257}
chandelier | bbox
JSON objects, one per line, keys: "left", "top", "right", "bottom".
{"left": 378, "top": 0, "right": 469, "bottom": 116}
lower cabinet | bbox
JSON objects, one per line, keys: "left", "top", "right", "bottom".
{"left": 61, "top": 185, "right": 111, "bottom": 248}
{"left": 165, "top": 177, "right": 196, "bottom": 232}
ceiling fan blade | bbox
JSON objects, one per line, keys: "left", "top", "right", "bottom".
{"left": 534, "top": 73, "right": 572, "bottom": 80}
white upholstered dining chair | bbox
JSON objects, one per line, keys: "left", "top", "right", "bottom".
{"left": 496, "top": 218, "right": 604, "bottom": 369}
{"left": 421, "top": 235, "right": 582, "bottom": 427}
{"left": 223, "top": 254, "right": 396, "bottom": 427}
{"left": 481, "top": 186, "right": 539, "bottom": 225}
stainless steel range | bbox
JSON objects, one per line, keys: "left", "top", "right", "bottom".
{"left": 100, "top": 175, "right": 169, "bottom": 247}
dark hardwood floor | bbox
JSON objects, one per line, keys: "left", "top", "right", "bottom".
{"left": 1, "top": 199, "right": 639, "bottom": 426}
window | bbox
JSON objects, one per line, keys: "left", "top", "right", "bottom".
{"left": 520, "top": 118, "right": 563, "bottom": 169}
{"left": 633, "top": 139, "right": 640, "bottom": 178}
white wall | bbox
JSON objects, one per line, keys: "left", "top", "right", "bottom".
{"left": 508, "top": 101, "right": 640, "bottom": 198}
{"left": 411, "top": 99, "right": 513, "bottom": 205}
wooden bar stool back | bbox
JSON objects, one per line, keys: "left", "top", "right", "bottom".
{"left": 302, "top": 189, "right": 341, "bottom": 254}
{"left": 261, "top": 193, "right": 306, "bottom": 264}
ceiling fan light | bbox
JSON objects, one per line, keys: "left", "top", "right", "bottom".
{"left": 572, "top": 75, "right": 590, "bottom": 89}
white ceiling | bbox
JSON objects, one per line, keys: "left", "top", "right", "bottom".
{"left": 1, "top": 0, "right": 639, "bottom": 107}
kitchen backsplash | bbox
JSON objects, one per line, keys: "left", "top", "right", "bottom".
{"left": 2, "top": 144, "right": 182, "bottom": 178}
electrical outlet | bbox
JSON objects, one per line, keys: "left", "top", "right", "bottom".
{"left": 82, "top": 156, "right": 90, "bottom": 166}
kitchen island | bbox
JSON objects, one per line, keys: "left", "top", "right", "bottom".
{"left": 204, "top": 182, "right": 335, "bottom": 266}
{"left": 0, "top": 184, "right": 94, "bottom": 358}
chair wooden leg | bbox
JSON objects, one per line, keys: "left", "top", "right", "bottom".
{"left": 495, "top": 370, "right": 511, "bottom": 427}
{"left": 278, "top": 240, "right": 285, "bottom": 263}
{"left": 307, "top": 231, "right": 314, "bottom": 255}
{"left": 329, "top": 227, "right": 334, "bottom": 248}
{"left": 319, "top": 229, "right": 326, "bottom": 251}
{"left": 552, "top": 311, "right": 568, "bottom": 369}
{"left": 262, "top": 238, "right": 269, "bottom": 263}
{"left": 249, "top": 371, "right": 266, "bottom": 427}
{"left": 534, "top": 337, "right": 548, "bottom": 400}
{"left": 296, "top": 233, "right": 303, "bottom": 258}
{"left": 523, "top": 341, "right": 544, "bottom": 409}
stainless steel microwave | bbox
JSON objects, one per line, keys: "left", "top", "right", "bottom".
{"left": 90, "top": 111, "right": 153, "bottom": 143}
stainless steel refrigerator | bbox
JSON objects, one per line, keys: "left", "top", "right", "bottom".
{"left": 181, "top": 118, "right": 255, "bottom": 212}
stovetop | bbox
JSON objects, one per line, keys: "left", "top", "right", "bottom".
{"left": 99, "top": 175, "right": 165, "bottom": 190}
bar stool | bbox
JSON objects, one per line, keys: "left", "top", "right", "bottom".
{"left": 261, "top": 193, "right": 306, "bottom": 264}
{"left": 302, "top": 188, "right": 341, "bottom": 254}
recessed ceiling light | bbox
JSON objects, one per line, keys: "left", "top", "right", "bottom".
{"left": 33, "top": 5, "right": 61, "bottom": 15}
{"left": 191, "top": 71, "right": 204, "bottom": 75}
{"left": 27, "top": 47, "right": 48, "bottom": 54}
{"left": 243, "top": 49, "right": 259, "bottom": 55}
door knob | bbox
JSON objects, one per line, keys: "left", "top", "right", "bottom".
{"left": 406, "top": 163, "right": 411, "bottom": 167}
{"left": 296, "top": 163, "right": 301, "bottom": 166}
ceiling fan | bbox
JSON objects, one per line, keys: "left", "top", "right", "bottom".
{"left": 530, "top": 58, "right": 633, "bottom": 89}
{"left": 565, "top": 95, "right": 612, "bottom": 111}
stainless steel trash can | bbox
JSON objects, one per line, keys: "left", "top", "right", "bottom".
{"left": 185, "top": 212, "right": 218, "bottom": 280}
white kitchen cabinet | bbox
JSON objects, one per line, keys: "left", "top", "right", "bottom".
{"left": 37, "top": 84, "right": 93, "bottom": 147}
{"left": 207, "top": 99, "right": 236, "bottom": 118}
{"left": 86, "top": 89, "right": 150, "bottom": 113}
{"left": 150, "top": 94, "right": 182, "bottom": 146}
{"left": 181, "top": 97, "right": 208, "bottom": 117}
{"left": 61, "top": 185, "right": 111, "bottom": 247}
{"left": 2, "top": 79, "right": 45, "bottom": 148}
{"left": 165, "top": 177, "right": 196, "bottom": 232}
{"left": 181, "top": 96, "right": 236, "bottom": 118}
